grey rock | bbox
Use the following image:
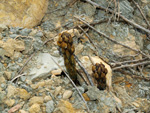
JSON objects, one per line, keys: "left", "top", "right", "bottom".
{"left": 10, "top": 27, "right": 22, "bottom": 34}
{"left": 86, "top": 86, "right": 100, "bottom": 100}
{"left": 20, "top": 76, "right": 26, "bottom": 82}
{"left": 0, "top": 92, "right": 5, "bottom": 104}
{"left": 33, "top": 39, "right": 43, "bottom": 51}
{"left": 26, "top": 53, "right": 64, "bottom": 80}
{"left": 9, "top": 34, "right": 18, "bottom": 39}
{"left": 46, "top": 100, "right": 54, "bottom": 113}
{"left": 147, "top": 44, "right": 150, "bottom": 50}
{"left": 2, "top": 109, "right": 9, "bottom": 113}
{"left": 35, "top": 31, "right": 43, "bottom": 37}
{"left": 41, "top": 21, "right": 55, "bottom": 31}
{"left": 0, "top": 63, "right": 4, "bottom": 71}
{"left": 20, "top": 84, "right": 32, "bottom": 92}
{"left": 19, "top": 28, "right": 32, "bottom": 36}
{"left": 119, "top": 1, "right": 133, "bottom": 18}
{"left": 57, "top": 95, "right": 62, "bottom": 99}
{"left": 1, "top": 83, "right": 6, "bottom": 89}
{"left": 7, "top": 63, "right": 20, "bottom": 71}
{"left": 22, "top": 38, "right": 34, "bottom": 55}
{"left": 82, "top": 3, "right": 96, "bottom": 16}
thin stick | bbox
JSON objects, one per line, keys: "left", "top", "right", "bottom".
{"left": 132, "top": 0, "right": 150, "bottom": 29}
{"left": 11, "top": 73, "right": 25, "bottom": 82}
{"left": 112, "top": 61, "right": 150, "bottom": 70}
{"left": 50, "top": 56, "right": 90, "bottom": 112}
{"left": 11, "top": 52, "right": 36, "bottom": 82}
{"left": 18, "top": 52, "right": 35, "bottom": 74}
{"left": 77, "top": 25, "right": 110, "bottom": 65}
{"left": 74, "top": 54, "right": 94, "bottom": 86}
{"left": 74, "top": 16, "right": 150, "bottom": 59}
{"left": 77, "top": 26, "right": 99, "bottom": 55}
{"left": 111, "top": 58, "right": 148, "bottom": 67}
{"left": 84, "top": 0, "right": 150, "bottom": 34}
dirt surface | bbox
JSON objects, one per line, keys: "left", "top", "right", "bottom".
{"left": 0, "top": 0, "right": 150, "bottom": 113}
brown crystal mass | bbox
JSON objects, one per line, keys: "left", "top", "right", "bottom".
{"left": 57, "top": 32, "right": 77, "bottom": 82}
{"left": 92, "top": 62, "right": 108, "bottom": 90}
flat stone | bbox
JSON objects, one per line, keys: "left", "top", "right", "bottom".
{"left": 63, "top": 90, "right": 73, "bottom": 99}
{"left": 46, "top": 100, "right": 54, "bottom": 113}
{"left": 27, "top": 52, "right": 64, "bottom": 80}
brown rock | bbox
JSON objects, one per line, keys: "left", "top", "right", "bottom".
{"left": 44, "top": 96, "right": 52, "bottom": 102}
{"left": 17, "top": 88, "right": 30, "bottom": 100}
{"left": 0, "top": 39, "right": 25, "bottom": 57}
{"left": 29, "top": 103, "right": 41, "bottom": 113}
{"left": 4, "top": 71, "right": 12, "bottom": 80}
{"left": 7, "top": 85, "right": 17, "bottom": 98}
{"left": 0, "top": 0, "right": 48, "bottom": 28}
{"left": 54, "top": 86, "right": 62, "bottom": 97}
{"left": 29, "top": 96, "right": 44, "bottom": 106}
{"left": 4, "top": 99, "right": 15, "bottom": 107}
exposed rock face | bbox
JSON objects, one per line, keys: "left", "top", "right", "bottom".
{"left": 0, "top": 0, "right": 48, "bottom": 28}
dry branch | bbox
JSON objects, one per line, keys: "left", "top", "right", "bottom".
{"left": 50, "top": 56, "right": 90, "bottom": 112}
{"left": 84, "top": 0, "right": 150, "bottom": 34}
{"left": 74, "top": 16, "right": 150, "bottom": 59}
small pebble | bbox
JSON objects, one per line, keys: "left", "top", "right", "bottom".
{"left": 63, "top": 90, "right": 73, "bottom": 99}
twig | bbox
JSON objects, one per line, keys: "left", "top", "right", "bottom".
{"left": 84, "top": 0, "right": 150, "bottom": 34}
{"left": 74, "top": 54, "right": 94, "bottom": 86}
{"left": 132, "top": 0, "right": 150, "bottom": 29}
{"left": 111, "top": 58, "right": 148, "bottom": 67}
{"left": 77, "top": 25, "right": 111, "bottom": 65}
{"left": 11, "top": 52, "right": 36, "bottom": 82}
{"left": 112, "top": 61, "right": 150, "bottom": 70}
{"left": 77, "top": 26, "right": 99, "bottom": 55}
{"left": 11, "top": 73, "right": 25, "bottom": 82}
{"left": 74, "top": 16, "right": 150, "bottom": 59}
{"left": 44, "top": 39, "right": 54, "bottom": 45}
{"left": 17, "top": 52, "right": 35, "bottom": 75}
{"left": 50, "top": 56, "right": 90, "bottom": 112}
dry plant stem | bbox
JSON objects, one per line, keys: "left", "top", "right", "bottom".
{"left": 77, "top": 25, "right": 110, "bottom": 65}
{"left": 111, "top": 58, "right": 148, "bottom": 67}
{"left": 11, "top": 73, "right": 25, "bottom": 82}
{"left": 17, "top": 52, "right": 35, "bottom": 75}
{"left": 50, "top": 56, "right": 90, "bottom": 113}
{"left": 84, "top": 0, "right": 150, "bottom": 34}
{"left": 112, "top": 61, "right": 150, "bottom": 70}
{"left": 77, "top": 26, "right": 99, "bottom": 55}
{"left": 74, "top": 16, "right": 150, "bottom": 59}
{"left": 132, "top": 0, "right": 150, "bottom": 29}
{"left": 76, "top": 69, "right": 89, "bottom": 85}
{"left": 11, "top": 52, "right": 36, "bottom": 82}
{"left": 74, "top": 54, "right": 94, "bottom": 86}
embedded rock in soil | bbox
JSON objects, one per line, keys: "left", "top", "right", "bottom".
{"left": 46, "top": 100, "right": 54, "bottom": 113}
{"left": 63, "top": 90, "right": 73, "bottom": 99}
{"left": 26, "top": 52, "right": 64, "bottom": 80}
{"left": 0, "top": 38, "right": 25, "bottom": 57}
{"left": 86, "top": 86, "right": 119, "bottom": 113}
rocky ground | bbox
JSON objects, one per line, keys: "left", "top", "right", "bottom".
{"left": 0, "top": 0, "right": 150, "bottom": 113}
